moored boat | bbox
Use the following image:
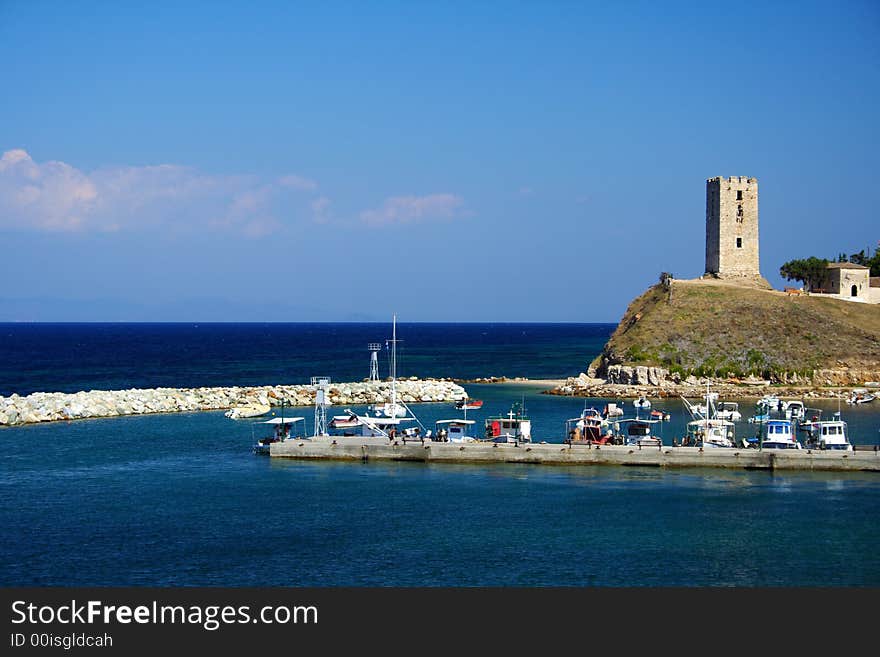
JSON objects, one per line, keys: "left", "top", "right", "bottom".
{"left": 483, "top": 402, "right": 532, "bottom": 444}
{"left": 330, "top": 410, "right": 420, "bottom": 440}
{"left": 603, "top": 402, "right": 624, "bottom": 418}
{"left": 328, "top": 316, "right": 426, "bottom": 441}
{"left": 684, "top": 418, "right": 735, "bottom": 448}
{"left": 434, "top": 419, "right": 477, "bottom": 443}
{"left": 613, "top": 418, "right": 662, "bottom": 447}
{"left": 803, "top": 415, "right": 853, "bottom": 451}
{"left": 847, "top": 388, "right": 876, "bottom": 404}
{"left": 367, "top": 401, "right": 408, "bottom": 418}
{"left": 715, "top": 401, "right": 742, "bottom": 421}
{"left": 254, "top": 416, "right": 306, "bottom": 454}
{"left": 760, "top": 419, "right": 802, "bottom": 449}
{"left": 633, "top": 396, "right": 652, "bottom": 410}
{"left": 455, "top": 399, "right": 483, "bottom": 410}
{"left": 226, "top": 403, "right": 271, "bottom": 419}
{"left": 798, "top": 407, "right": 823, "bottom": 432}
{"left": 757, "top": 394, "right": 781, "bottom": 413}
{"left": 565, "top": 408, "right": 611, "bottom": 444}
{"left": 781, "top": 399, "right": 806, "bottom": 420}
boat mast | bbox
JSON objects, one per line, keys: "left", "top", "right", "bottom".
{"left": 389, "top": 314, "right": 398, "bottom": 413}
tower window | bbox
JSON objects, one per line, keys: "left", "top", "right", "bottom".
{"left": 736, "top": 190, "right": 743, "bottom": 200}
{"left": 736, "top": 238, "right": 742, "bottom": 248}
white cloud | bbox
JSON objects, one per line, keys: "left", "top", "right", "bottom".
{"left": 0, "top": 149, "right": 320, "bottom": 237}
{"left": 310, "top": 196, "right": 331, "bottom": 224}
{"left": 278, "top": 174, "right": 318, "bottom": 191}
{"left": 359, "top": 193, "right": 465, "bottom": 227}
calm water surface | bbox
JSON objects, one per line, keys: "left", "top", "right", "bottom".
{"left": 2, "top": 324, "right": 879, "bottom": 586}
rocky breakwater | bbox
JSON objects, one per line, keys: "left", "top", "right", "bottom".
{"left": 0, "top": 379, "right": 467, "bottom": 427}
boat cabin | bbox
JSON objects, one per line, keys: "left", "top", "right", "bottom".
{"left": 330, "top": 412, "right": 416, "bottom": 439}
{"left": 484, "top": 404, "right": 532, "bottom": 444}
{"left": 761, "top": 419, "right": 801, "bottom": 449}
{"left": 434, "top": 419, "right": 476, "bottom": 443}
{"left": 565, "top": 409, "right": 610, "bottom": 444}
{"left": 684, "top": 418, "right": 735, "bottom": 448}
{"left": 614, "top": 418, "right": 662, "bottom": 447}
{"left": 805, "top": 420, "right": 853, "bottom": 451}
{"left": 757, "top": 395, "right": 781, "bottom": 412}
{"left": 603, "top": 402, "right": 624, "bottom": 418}
{"left": 715, "top": 401, "right": 741, "bottom": 421}
{"left": 782, "top": 400, "right": 805, "bottom": 420}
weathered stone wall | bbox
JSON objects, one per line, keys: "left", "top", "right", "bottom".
{"left": 0, "top": 379, "right": 467, "bottom": 427}
{"left": 705, "top": 176, "right": 760, "bottom": 279}
{"left": 819, "top": 266, "right": 871, "bottom": 298}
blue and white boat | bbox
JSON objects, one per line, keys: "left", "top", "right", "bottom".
{"left": 760, "top": 419, "right": 802, "bottom": 449}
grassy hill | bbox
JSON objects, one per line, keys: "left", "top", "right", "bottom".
{"left": 593, "top": 278, "right": 880, "bottom": 383}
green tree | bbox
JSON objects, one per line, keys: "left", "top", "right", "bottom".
{"left": 849, "top": 249, "right": 867, "bottom": 266}
{"left": 779, "top": 257, "right": 829, "bottom": 291}
{"left": 849, "top": 245, "right": 880, "bottom": 276}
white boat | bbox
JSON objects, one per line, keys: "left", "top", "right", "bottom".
{"left": 253, "top": 416, "right": 306, "bottom": 454}
{"left": 692, "top": 391, "right": 719, "bottom": 416}
{"left": 368, "top": 401, "right": 408, "bottom": 418}
{"left": 226, "top": 403, "right": 271, "bottom": 419}
{"left": 483, "top": 402, "right": 532, "bottom": 444}
{"left": 760, "top": 419, "right": 802, "bottom": 449}
{"left": 847, "top": 388, "right": 876, "bottom": 404}
{"left": 781, "top": 400, "right": 805, "bottom": 421}
{"left": 804, "top": 416, "right": 853, "bottom": 451}
{"left": 798, "top": 407, "right": 824, "bottom": 432}
{"left": 613, "top": 418, "right": 662, "bottom": 447}
{"left": 434, "top": 419, "right": 477, "bottom": 443}
{"left": 330, "top": 411, "right": 420, "bottom": 440}
{"left": 684, "top": 418, "right": 735, "bottom": 448}
{"left": 328, "top": 316, "right": 425, "bottom": 441}
{"left": 633, "top": 396, "right": 652, "bottom": 410}
{"left": 715, "top": 401, "right": 742, "bottom": 421}
{"left": 757, "top": 395, "right": 781, "bottom": 413}
{"left": 565, "top": 408, "right": 611, "bottom": 444}
{"left": 681, "top": 387, "right": 735, "bottom": 447}
{"left": 602, "top": 402, "right": 624, "bottom": 418}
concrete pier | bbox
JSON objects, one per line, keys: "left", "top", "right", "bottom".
{"left": 271, "top": 437, "right": 880, "bottom": 473}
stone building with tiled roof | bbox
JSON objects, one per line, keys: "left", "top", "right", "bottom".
{"left": 811, "top": 262, "right": 880, "bottom": 303}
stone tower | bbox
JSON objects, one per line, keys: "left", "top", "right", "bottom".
{"left": 705, "top": 176, "right": 761, "bottom": 280}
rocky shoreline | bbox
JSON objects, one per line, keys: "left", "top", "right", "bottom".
{"left": 547, "top": 368, "right": 875, "bottom": 401}
{"left": 0, "top": 379, "right": 467, "bottom": 427}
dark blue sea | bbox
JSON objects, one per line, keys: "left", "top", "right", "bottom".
{"left": 2, "top": 323, "right": 880, "bottom": 586}
{"left": 0, "top": 322, "right": 612, "bottom": 396}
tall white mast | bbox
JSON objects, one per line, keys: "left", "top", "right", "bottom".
{"left": 390, "top": 315, "right": 398, "bottom": 412}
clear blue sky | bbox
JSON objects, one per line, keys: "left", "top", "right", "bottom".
{"left": 1, "top": 0, "right": 877, "bottom": 321}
